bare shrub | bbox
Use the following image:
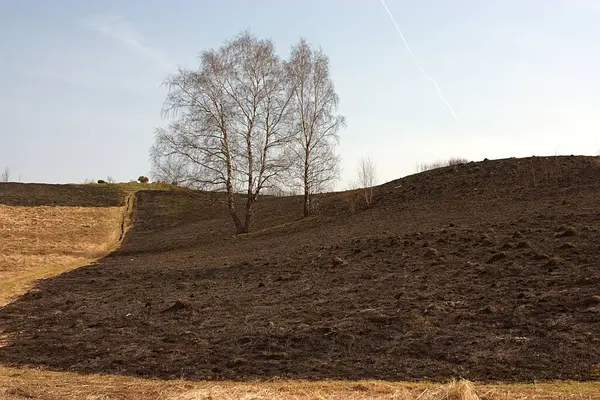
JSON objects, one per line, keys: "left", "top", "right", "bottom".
{"left": 417, "top": 157, "right": 470, "bottom": 173}
{"left": 150, "top": 152, "right": 188, "bottom": 187}
{"left": 342, "top": 182, "right": 361, "bottom": 214}
{"left": 357, "top": 155, "right": 377, "bottom": 207}
{"left": 1, "top": 166, "right": 10, "bottom": 182}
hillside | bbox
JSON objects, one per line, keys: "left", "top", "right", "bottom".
{"left": 0, "top": 183, "right": 129, "bottom": 306}
{"left": 1, "top": 156, "right": 599, "bottom": 383}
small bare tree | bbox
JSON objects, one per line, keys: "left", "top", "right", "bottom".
{"left": 1, "top": 166, "right": 10, "bottom": 182}
{"left": 150, "top": 151, "right": 188, "bottom": 186}
{"left": 153, "top": 31, "right": 294, "bottom": 234}
{"left": 357, "top": 155, "right": 377, "bottom": 207}
{"left": 286, "top": 38, "right": 345, "bottom": 217}
{"left": 342, "top": 180, "right": 360, "bottom": 214}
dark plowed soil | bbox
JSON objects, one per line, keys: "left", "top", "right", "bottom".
{"left": 0, "top": 183, "right": 124, "bottom": 207}
{"left": 1, "top": 156, "right": 600, "bottom": 382}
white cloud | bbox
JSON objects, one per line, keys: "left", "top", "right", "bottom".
{"left": 82, "top": 14, "right": 177, "bottom": 71}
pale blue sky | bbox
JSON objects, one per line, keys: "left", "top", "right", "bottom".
{"left": 1, "top": 0, "right": 599, "bottom": 186}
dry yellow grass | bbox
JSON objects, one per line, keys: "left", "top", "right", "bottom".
{"left": 1, "top": 367, "right": 599, "bottom": 400}
{"left": 0, "top": 204, "right": 125, "bottom": 306}
{"left": 0, "top": 366, "right": 187, "bottom": 400}
{"left": 171, "top": 380, "right": 600, "bottom": 400}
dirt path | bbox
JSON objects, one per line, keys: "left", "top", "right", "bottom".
{"left": 119, "top": 193, "right": 135, "bottom": 242}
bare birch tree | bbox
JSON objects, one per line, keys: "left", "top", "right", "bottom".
{"left": 286, "top": 38, "right": 345, "bottom": 217}
{"left": 357, "top": 155, "right": 377, "bottom": 207}
{"left": 152, "top": 31, "right": 294, "bottom": 233}
{"left": 1, "top": 166, "right": 10, "bottom": 182}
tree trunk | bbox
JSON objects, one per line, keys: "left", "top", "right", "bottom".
{"left": 243, "top": 199, "right": 253, "bottom": 234}
{"left": 222, "top": 127, "right": 245, "bottom": 234}
{"left": 303, "top": 186, "right": 310, "bottom": 218}
{"left": 303, "top": 148, "right": 311, "bottom": 217}
{"left": 231, "top": 209, "right": 245, "bottom": 234}
{"left": 225, "top": 185, "right": 245, "bottom": 234}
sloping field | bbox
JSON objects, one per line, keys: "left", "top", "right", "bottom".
{"left": 0, "top": 183, "right": 126, "bottom": 305}
{"left": 0, "top": 183, "right": 128, "bottom": 306}
{"left": 0, "top": 205, "right": 125, "bottom": 305}
{"left": 1, "top": 157, "right": 600, "bottom": 398}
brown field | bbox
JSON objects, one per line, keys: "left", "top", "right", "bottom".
{"left": 1, "top": 157, "right": 600, "bottom": 399}
{"left": 0, "top": 183, "right": 124, "bottom": 207}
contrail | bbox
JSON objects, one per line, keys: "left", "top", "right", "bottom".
{"left": 379, "top": 0, "right": 459, "bottom": 121}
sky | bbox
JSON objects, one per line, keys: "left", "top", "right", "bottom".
{"left": 1, "top": 0, "right": 599, "bottom": 187}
